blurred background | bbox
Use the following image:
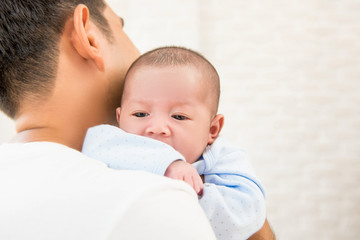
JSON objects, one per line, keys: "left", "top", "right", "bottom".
{"left": 1, "top": 0, "right": 360, "bottom": 239}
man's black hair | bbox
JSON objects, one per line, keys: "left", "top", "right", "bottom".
{"left": 0, "top": 0, "right": 111, "bottom": 118}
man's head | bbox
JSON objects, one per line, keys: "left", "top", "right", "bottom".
{"left": 117, "top": 47, "right": 224, "bottom": 163}
{"left": 1, "top": 0, "right": 140, "bottom": 149}
{"left": 0, "top": 0, "right": 111, "bottom": 118}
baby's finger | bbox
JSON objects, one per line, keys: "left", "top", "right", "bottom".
{"left": 194, "top": 175, "right": 204, "bottom": 195}
{"left": 183, "top": 174, "right": 197, "bottom": 193}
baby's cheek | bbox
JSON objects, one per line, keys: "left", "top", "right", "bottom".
{"left": 183, "top": 147, "right": 203, "bottom": 164}
{"left": 187, "top": 137, "right": 210, "bottom": 164}
{"left": 120, "top": 121, "right": 143, "bottom": 135}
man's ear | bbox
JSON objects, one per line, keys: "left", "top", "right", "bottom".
{"left": 116, "top": 107, "right": 121, "bottom": 126}
{"left": 208, "top": 114, "right": 224, "bottom": 145}
{"left": 71, "top": 4, "right": 105, "bottom": 71}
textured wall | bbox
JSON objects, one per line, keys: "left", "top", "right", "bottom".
{"left": 1, "top": 0, "right": 360, "bottom": 239}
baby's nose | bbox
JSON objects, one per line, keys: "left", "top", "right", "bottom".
{"left": 146, "top": 122, "right": 171, "bottom": 136}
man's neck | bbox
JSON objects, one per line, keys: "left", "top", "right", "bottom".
{"left": 13, "top": 110, "right": 89, "bottom": 151}
{"left": 13, "top": 105, "right": 117, "bottom": 151}
{"left": 13, "top": 129, "right": 85, "bottom": 152}
{"left": 12, "top": 127, "right": 86, "bottom": 152}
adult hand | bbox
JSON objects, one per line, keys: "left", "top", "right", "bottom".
{"left": 249, "top": 219, "right": 276, "bottom": 240}
{"left": 165, "top": 160, "right": 203, "bottom": 195}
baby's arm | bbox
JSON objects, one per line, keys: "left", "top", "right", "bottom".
{"left": 82, "top": 124, "right": 202, "bottom": 194}
{"left": 82, "top": 125, "right": 185, "bottom": 175}
{"left": 193, "top": 137, "right": 266, "bottom": 240}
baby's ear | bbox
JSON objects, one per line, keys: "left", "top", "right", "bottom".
{"left": 208, "top": 114, "right": 224, "bottom": 145}
{"left": 116, "top": 107, "right": 121, "bottom": 126}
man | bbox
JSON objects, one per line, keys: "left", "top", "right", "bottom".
{"left": 0, "top": 0, "right": 274, "bottom": 239}
{"left": 0, "top": 1, "right": 215, "bottom": 239}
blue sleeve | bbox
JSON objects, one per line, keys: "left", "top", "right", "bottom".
{"left": 193, "top": 137, "right": 266, "bottom": 240}
{"left": 82, "top": 124, "right": 185, "bottom": 175}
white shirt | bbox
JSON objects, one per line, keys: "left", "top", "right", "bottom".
{"left": 0, "top": 142, "right": 215, "bottom": 240}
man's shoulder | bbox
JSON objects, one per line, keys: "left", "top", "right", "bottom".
{"left": 0, "top": 141, "right": 191, "bottom": 191}
{"left": 0, "top": 142, "right": 213, "bottom": 240}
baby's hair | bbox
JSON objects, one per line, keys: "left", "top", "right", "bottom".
{"left": 122, "top": 46, "right": 220, "bottom": 115}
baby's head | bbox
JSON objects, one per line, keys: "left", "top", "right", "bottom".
{"left": 117, "top": 46, "right": 224, "bottom": 163}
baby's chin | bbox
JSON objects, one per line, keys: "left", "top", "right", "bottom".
{"left": 183, "top": 153, "right": 202, "bottom": 165}
{"left": 165, "top": 145, "right": 201, "bottom": 164}
{"left": 187, "top": 159, "right": 199, "bottom": 164}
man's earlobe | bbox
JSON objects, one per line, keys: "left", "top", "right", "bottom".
{"left": 208, "top": 114, "right": 224, "bottom": 145}
{"left": 116, "top": 107, "right": 121, "bottom": 125}
{"left": 71, "top": 4, "right": 105, "bottom": 71}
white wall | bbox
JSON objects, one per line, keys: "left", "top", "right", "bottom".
{"left": 1, "top": 0, "right": 360, "bottom": 239}
{"left": 0, "top": 113, "right": 15, "bottom": 142}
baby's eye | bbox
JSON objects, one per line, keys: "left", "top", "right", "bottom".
{"left": 172, "top": 114, "right": 188, "bottom": 120}
{"left": 133, "top": 112, "right": 149, "bottom": 118}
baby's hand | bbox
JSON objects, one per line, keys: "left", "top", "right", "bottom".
{"left": 164, "top": 160, "right": 203, "bottom": 195}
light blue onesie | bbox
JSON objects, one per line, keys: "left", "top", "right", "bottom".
{"left": 82, "top": 124, "right": 266, "bottom": 240}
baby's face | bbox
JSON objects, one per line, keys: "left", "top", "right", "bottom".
{"left": 117, "top": 65, "right": 215, "bottom": 163}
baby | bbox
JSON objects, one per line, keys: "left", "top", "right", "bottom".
{"left": 116, "top": 45, "right": 225, "bottom": 194}
{"left": 83, "top": 46, "right": 266, "bottom": 239}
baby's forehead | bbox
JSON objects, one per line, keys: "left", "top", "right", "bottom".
{"left": 132, "top": 65, "right": 212, "bottom": 95}
{"left": 130, "top": 64, "right": 209, "bottom": 84}
{"left": 125, "top": 64, "right": 219, "bottom": 113}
